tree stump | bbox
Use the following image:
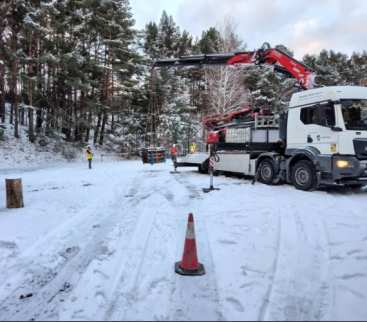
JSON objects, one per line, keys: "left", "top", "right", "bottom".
{"left": 6, "top": 178, "right": 24, "bottom": 209}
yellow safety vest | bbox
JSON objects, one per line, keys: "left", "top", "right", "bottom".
{"left": 190, "top": 143, "right": 197, "bottom": 153}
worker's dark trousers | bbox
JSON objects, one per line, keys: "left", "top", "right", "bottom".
{"left": 88, "top": 159, "right": 92, "bottom": 169}
{"left": 171, "top": 155, "right": 177, "bottom": 170}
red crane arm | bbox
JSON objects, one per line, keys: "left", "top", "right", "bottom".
{"left": 226, "top": 46, "right": 315, "bottom": 90}
{"left": 153, "top": 43, "right": 316, "bottom": 90}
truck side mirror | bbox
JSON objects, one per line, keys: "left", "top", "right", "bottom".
{"left": 331, "top": 126, "right": 343, "bottom": 132}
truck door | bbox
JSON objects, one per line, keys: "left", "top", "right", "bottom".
{"left": 292, "top": 103, "right": 338, "bottom": 154}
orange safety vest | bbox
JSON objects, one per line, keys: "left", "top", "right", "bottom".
{"left": 170, "top": 146, "right": 177, "bottom": 155}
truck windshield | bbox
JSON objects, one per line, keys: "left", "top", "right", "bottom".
{"left": 341, "top": 99, "right": 367, "bottom": 131}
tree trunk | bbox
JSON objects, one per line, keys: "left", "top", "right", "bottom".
{"left": 77, "top": 90, "right": 87, "bottom": 142}
{"left": 28, "top": 108, "right": 35, "bottom": 142}
{"left": 6, "top": 178, "right": 24, "bottom": 209}
{"left": 36, "top": 108, "right": 43, "bottom": 132}
{"left": 85, "top": 109, "right": 92, "bottom": 143}
{"left": 99, "top": 111, "right": 107, "bottom": 145}
{"left": 94, "top": 111, "right": 102, "bottom": 144}
{"left": 11, "top": 61, "right": 19, "bottom": 138}
{"left": 20, "top": 106, "right": 25, "bottom": 126}
{"left": 10, "top": 102, "right": 13, "bottom": 124}
{"left": 0, "top": 6, "right": 6, "bottom": 123}
{"left": 45, "top": 66, "right": 56, "bottom": 135}
{"left": 11, "top": 31, "right": 19, "bottom": 138}
{"left": 0, "top": 62, "right": 5, "bottom": 123}
{"left": 20, "top": 65, "right": 25, "bottom": 126}
{"left": 36, "top": 37, "right": 43, "bottom": 134}
{"left": 85, "top": 86, "right": 94, "bottom": 143}
{"left": 73, "top": 88, "right": 81, "bottom": 141}
{"left": 27, "top": 32, "right": 35, "bottom": 142}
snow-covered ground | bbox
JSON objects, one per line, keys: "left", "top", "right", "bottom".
{"left": 0, "top": 160, "right": 366, "bottom": 321}
{"left": 0, "top": 124, "right": 67, "bottom": 171}
{"left": 0, "top": 121, "right": 122, "bottom": 172}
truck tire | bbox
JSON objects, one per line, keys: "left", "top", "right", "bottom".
{"left": 258, "top": 159, "right": 275, "bottom": 185}
{"left": 291, "top": 160, "right": 317, "bottom": 191}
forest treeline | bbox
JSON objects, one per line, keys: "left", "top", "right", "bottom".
{"left": 1, "top": 0, "right": 367, "bottom": 154}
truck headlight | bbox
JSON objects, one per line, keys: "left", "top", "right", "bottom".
{"left": 336, "top": 160, "right": 351, "bottom": 168}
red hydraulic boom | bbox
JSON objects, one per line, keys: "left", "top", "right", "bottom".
{"left": 153, "top": 42, "right": 316, "bottom": 91}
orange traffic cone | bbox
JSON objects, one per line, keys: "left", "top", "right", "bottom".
{"left": 175, "top": 213, "right": 205, "bottom": 276}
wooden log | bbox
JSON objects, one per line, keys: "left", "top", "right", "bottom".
{"left": 6, "top": 178, "right": 24, "bottom": 209}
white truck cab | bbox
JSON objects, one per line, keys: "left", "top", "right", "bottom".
{"left": 284, "top": 86, "right": 367, "bottom": 189}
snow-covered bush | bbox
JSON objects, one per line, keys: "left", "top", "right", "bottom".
{"left": 61, "top": 145, "right": 78, "bottom": 160}
{"left": 53, "top": 143, "right": 63, "bottom": 153}
{"left": 0, "top": 127, "right": 4, "bottom": 141}
{"left": 38, "top": 137, "right": 49, "bottom": 147}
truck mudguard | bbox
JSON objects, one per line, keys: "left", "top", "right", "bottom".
{"left": 285, "top": 146, "right": 324, "bottom": 181}
{"left": 256, "top": 152, "right": 282, "bottom": 173}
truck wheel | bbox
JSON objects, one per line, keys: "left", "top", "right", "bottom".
{"left": 258, "top": 159, "right": 275, "bottom": 185}
{"left": 292, "top": 160, "right": 317, "bottom": 191}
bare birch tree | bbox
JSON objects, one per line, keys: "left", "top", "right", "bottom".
{"left": 203, "top": 17, "right": 250, "bottom": 114}
{"left": 204, "top": 65, "right": 250, "bottom": 114}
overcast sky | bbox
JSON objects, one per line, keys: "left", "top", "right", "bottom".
{"left": 130, "top": 0, "right": 367, "bottom": 59}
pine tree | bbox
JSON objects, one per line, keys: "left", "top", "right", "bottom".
{"left": 350, "top": 52, "right": 367, "bottom": 85}
{"left": 144, "top": 22, "right": 159, "bottom": 59}
{"left": 157, "top": 11, "right": 180, "bottom": 58}
{"left": 176, "top": 30, "right": 193, "bottom": 57}
{"left": 20, "top": 0, "right": 45, "bottom": 142}
{"left": 195, "top": 27, "right": 222, "bottom": 54}
{"left": 6, "top": 0, "right": 31, "bottom": 138}
{"left": 143, "top": 11, "right": 190, "bottom": 147}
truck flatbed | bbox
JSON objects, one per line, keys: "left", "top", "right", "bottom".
{"left": 176, "top": 152, "right": 210, "bottom": 168}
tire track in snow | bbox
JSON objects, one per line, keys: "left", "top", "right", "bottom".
{"left": 106, "top": 210, "right": 177, "bottom": 321}
{"left": 200, "top": 216, "right": 226, "bottom": 320}
{"left": 0, "top": 171, "right": 141, "bottom": 287}
{"left": 56, "top": 166, "right": 183, "bottom": 321}
{"left": 293, "top": 210, "right": 331, "bottom": 321}
{"left": 104, "top": 172, "right": 185, "bottom": 321}
{"left": 0, "top": 173, "right": 147, "bottom": 321}
{"left": 171, "top": 171, "right": 203, "bottom": 201}
{"left": 261, "top": 203, "right": 331, "bottom": 321}
{"left": 104, "top": 205, "right": 159, "bottom": 320}
{"left": 57, "top": 171, "right": 172, "bottom": 321}
{"left": 258, "top": 214, "right": 282, "bottom": 321}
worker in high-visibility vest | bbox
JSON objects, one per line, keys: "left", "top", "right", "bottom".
{"left": 190, "top": 142, "right": 197, "bottom": 154}
{"left": 170, "top": 144, "right": 178, "bottom": 170}
{"left": 86, "top": 146, "right": 93, "bottom": 169}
